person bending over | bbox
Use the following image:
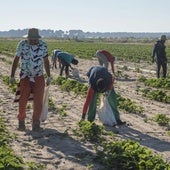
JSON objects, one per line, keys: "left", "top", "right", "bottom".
{"left": 96, "top": 50, "right": 115, "bottom": 74}
{"left": 81, "top": 66, "right": 125, "bottom": 125}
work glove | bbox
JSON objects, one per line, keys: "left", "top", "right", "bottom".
{"left": 9, "top": 77, "right": 15, "bottom": 84}
{"left": 46, "top": 77, "right": 51, "bottom": 86}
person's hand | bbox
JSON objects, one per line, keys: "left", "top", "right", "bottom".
{"left": 46, "top": 77, "right": 51, "bottom": 86}
{"left": 9, "top": 77, "right": 15, "bottom": 84}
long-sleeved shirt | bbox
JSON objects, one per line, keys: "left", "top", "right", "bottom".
{"left": 82, "top": 66, "right": 113, "bottom": 115}
{"left": 152, "top": 40, "right": 167, "bottom": 63}
{"left": 98, "top": 50, "right": 115, "bottom": 73}
{"left": 57, "top": 52, "right": 74, "bottom": 64}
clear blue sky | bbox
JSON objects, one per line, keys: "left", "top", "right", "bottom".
{"left": 1, "top": 0, "right": 170, "bottom": 32}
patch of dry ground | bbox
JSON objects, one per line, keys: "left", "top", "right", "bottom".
{"left": 0, "top": 55, "right": 170, "bottom": 169}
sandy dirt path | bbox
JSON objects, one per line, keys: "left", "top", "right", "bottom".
{"left": 0, "top": 55, "right": 169, "bottom": 169}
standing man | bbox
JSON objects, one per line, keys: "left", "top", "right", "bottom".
{"left": 96, "top": 50, "right": 115, "bottom": 74}
{"left": 9, "top": 28, "right": 51, "bottom": 131}
{"left": 152, "top": 35, "right": 167, "bottom": 78}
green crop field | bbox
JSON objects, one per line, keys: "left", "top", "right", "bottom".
{"left": 0, "top": 38, "right": 170, "bottom": 63}
{"left": 0, "top": 38, "right": 170, "bottom": 169}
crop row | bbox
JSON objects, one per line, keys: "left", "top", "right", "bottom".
{"left": 0, "top": 73, "right": 169, "bottom": 169}
{"left": 1, "top": 38, "right": 170, "bottom": 62}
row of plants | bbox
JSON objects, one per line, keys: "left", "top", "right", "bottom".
{"left": 137, "top": 76, "right": 170, "bottom": 104}
{"left": 137, "top": 76, "right": 170, "bottom": 128}
{"left": 0, "top": 73, "right": 169, "bottom": 169}
{"left": 140, "top": 88, "right": 170, "bottom": 103}
{"left": 52, "top": 76, "right": 144, "bottom": 115}
{"left": 0, "top": 115, "right": 45, "bottom": 170}
{"left": 138, "top": 75, "right": 170, "bottom": 89}
{"left": 153, "top": 114, "right": 170, "bottom": 127}
{"left": 0, "top": 74, "right": 169, "bottom": 169}
{"left": 0, "top": 116, "right": 25, "bottom": 169}
{"left": 0, "top": 74, "right": 47, "bottom": 169}
{"left": 0, "top": 54, "right": 170, "bottom": 169}
{"left": 52, "top": 75, "right": 170, "bottom": 168}
{"left": 1, "top": 38, "right": 170, "bottom": 63}
{"left": 74, "top": 121, "right": 170, "bottom": 169}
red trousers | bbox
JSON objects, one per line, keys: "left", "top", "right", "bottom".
{"left": 17, "top": 76, "right": 45, "bottom": 123}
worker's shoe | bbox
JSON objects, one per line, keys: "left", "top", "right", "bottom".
{"left": 32, "top": 120, "right": 43, "bottom": 132}
{"left": 18, "top": 120, "right": 26, "bottom": 131}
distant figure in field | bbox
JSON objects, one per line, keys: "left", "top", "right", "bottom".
{"left": 152, "top": 35, "right": 168, "bottom": 78}
{"left": 56, "top": 51, "right": 78, "bottom": 78}
{"left": 96, "top": 50, "right": 115, "bottom": 74}
{"left": 51, "top": 49, "right": 62, "bottom": 69}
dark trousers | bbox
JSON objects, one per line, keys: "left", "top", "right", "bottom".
{"left": 157, "top": 61, "right": 167, "bottom": 78}
{"left": 59, "top": 59, "right": 69, "bottom": 77}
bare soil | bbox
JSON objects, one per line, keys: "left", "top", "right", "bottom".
{"left": 0, "top": 55, "right": 170, "bottom": 170}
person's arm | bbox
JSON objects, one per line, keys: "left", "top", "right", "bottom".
{"left": 152, "top": 43, "right": 157, "bottom": 63}
{"left": 9, "top": 56, "right": 20, "bottom": 84}
{"left": 110, "top": 61, "right": 114, "bottom": 74}
{"left": 10, "top": 56, "right": 19, "bottom": 77}
{"left": 106, "top": 53, "right": 115, "bottom": 74}
{"left": 44, "top": 55, "right": 51, "bottom": 86}
{"left": 69, "top": 64, "right": 73, "bottom": 70}
{"left": 44, "top": 55, "right": 50, "bottom": 77}
{"left": 81, "top": 86, "right": 94, "bottom": 120}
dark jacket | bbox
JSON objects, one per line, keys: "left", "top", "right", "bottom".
{"left": 152, "top": 40, "right": 167, "bottom": 63}
{"left": 87, "top": 66, "right": 112, "bottom": 92}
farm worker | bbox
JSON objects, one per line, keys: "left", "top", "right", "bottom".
{"left": 96, "top": 50, "right": 115, "bottom": 74}
{"left": 152, "top": 35, "right": 168, "bottom": 78}
{"left": 9, "top": 28, "right": 51, "bottom": 131}
{"left": 81, "top": 66, "right": 126, "bottom": 125}
{"left": 51, "top": 49, "right": 62, "bottom": 69}
{"left": 57, "top": 51, "right": 78, "bottom": 78}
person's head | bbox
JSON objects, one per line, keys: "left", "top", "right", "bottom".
{"left": 71, "top": 58, "right": 78, "bottom": 65}
{"left": 96, "top": 78, "right": 106, "bottom": 93}
{"left": 26, "top": 28, "right": 41, "bottom": 45}
{"left": 160, "top": 35, "right": 167, "bottom": 42}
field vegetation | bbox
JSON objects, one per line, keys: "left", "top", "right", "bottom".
{"left": 0, "top": 38, "right": 170, "bottom": 169}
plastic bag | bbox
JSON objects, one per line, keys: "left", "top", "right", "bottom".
{"left": 40, "top": 86, "right": 49, "bottom": 122}
{"left": 72, "top": 68, "right": 80, "bottom": 79}
{"left": 97, "top": 96, "right": 117, "bottom": 126}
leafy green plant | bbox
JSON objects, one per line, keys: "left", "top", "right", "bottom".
{"left": 1, "top": 38, "right": 167, "bottom": 63}
{"left": 52, "top": 76, "right": 88, "bottom": 96}
{"left": 138, "top": 76, "right": 170, "bottom": 89}
{"left": 95, "top": 139, "right": 170, "bottom": 169}
{"left": 116, "top": 93, "right": 144, "bottom": 115}
{"left": 49, "top": 97, "right": 67, "bottom": 116}
{"left": 26, "top": 162, "right": 45, "bottom": 170}
{"left": 153, "top": 114, "right": 170, "bottom": 126}
{"left": 0, "top": 117, "right": 25, "bottom": 169}
{"left": 75, "top": 121, "right": 104, "bottom": 142}
{"left": 0, "top": 74, "right": 18, "bottom": 93}
{"left": 140, "top": 88, "right": 170, "bottom": 103}
{"left": 53, "top": 76, "right": 144, "bottom": 115}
